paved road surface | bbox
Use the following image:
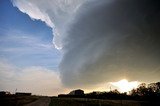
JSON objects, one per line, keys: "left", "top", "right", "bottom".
{"left": 24, "top": 97, "right": 51, "bottom": 106}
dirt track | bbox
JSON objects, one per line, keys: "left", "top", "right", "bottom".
{"left": 24, "top": 97, "right": 51, "bottom": 106}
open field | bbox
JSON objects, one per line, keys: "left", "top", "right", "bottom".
{"left": 0, "top": 95, "right": 41, "bottom": 106}
{"left": 1, "top": 96, "right": 160, "bottom": 106}
{"left": 49, "top": 97, "right": 160, "bottom": 106}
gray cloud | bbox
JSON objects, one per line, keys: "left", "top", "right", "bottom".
{"left": 60, "top": 0, "right": 160, "bottom": 88}
{"left": 12, "top": 0, "right": 160, "bottom": 89}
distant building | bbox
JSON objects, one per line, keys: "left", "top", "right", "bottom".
{"left": 69, "top": 89, "right": 84, "bottom": 95}
{"left": 15, "top": 92, "right": 31, "bottom": 96}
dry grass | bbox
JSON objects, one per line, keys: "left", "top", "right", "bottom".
{"left": 0, "top": 95, "right": 40, "bottom": 106}
{"left": 49, "top": 97, "right": 160, "bottom": 106}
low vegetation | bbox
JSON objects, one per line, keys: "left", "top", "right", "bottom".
{"left": 0, "top": 95, "right": 40, "bottom": 106}
{"left": 49, "top": 97, "right": 160, "bottom": 106}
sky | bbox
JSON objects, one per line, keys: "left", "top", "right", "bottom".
{"left": 0, "top": 0, "right": 63, "bottom": 96}
{"left": 0, "top": 0, "right": 160, "bottom": 96}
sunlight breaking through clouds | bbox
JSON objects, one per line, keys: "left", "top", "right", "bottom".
{"left": 110, "top": 79, "right": 140, "bottom": 93}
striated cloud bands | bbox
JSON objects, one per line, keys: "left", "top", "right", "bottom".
{"left": 12, "top": 0, "right": 160, "bottom": 88}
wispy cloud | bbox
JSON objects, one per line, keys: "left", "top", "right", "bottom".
{"left": 0, "top": 29, "right": 61, "bottom": 69}
{"left": 0, "top": 60, "right": 65, "bottom": 96}
{"left": 0, "top": 30, "right": 53, "bottom": 51}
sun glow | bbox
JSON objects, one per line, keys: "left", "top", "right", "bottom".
{"left": 111, "top": 79, "right": 139, "bottom": 93}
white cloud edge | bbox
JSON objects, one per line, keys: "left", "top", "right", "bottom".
{"left": 11, "top": 0, "right": 89, "bottom": 50}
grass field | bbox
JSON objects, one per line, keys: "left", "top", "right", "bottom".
{"left": 0, "top": 95, "right": 40, "bottom": 106}
{"left": 49, "top": 97, "right": 160, "bottom": 106}
{"left": 1, "top": 96, "right": 160, "bottom": 106}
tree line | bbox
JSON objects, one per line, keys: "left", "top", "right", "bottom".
{"left": 58, "top": 82, "right": 160, "bottom": 101}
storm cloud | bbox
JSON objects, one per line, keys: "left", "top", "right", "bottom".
{"left": 13, "top": 0, "right": 160, "bottom": 88}
{"left": 60, "top": 0, "right": 160, "bottom": 87}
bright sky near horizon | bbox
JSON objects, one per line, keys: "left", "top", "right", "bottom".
{"left": 0, "top": 0, "right": 160, "bottom": 96}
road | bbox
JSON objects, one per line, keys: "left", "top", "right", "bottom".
{"left": 24, "top": 97, "right": 51, "bottom": 106}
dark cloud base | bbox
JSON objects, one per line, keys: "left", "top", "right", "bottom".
{"left": 59, "top": 0, "right": 160, "bottom": 88}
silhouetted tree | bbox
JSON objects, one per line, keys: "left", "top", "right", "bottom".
{"left": 110, "top": 89, "right": 120, "bottom": 94}
{"left": 130, "top": 89, "right": 138, "bottom": 96}
{"left": 156, "top": 82, "right": 160, "bottom": 93}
